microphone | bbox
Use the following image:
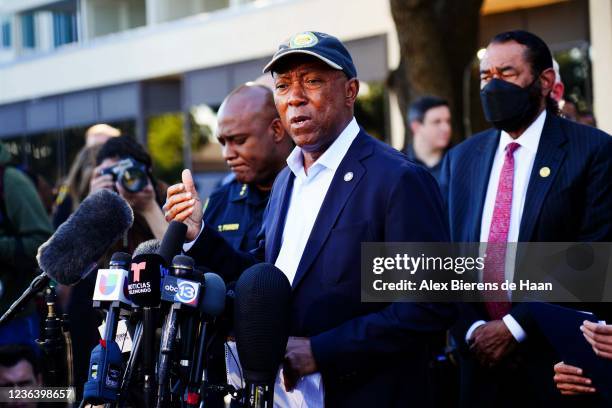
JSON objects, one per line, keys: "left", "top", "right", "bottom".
{"left": 188, "top": 272, "right": 226, "bottom": 407}
{"left": 234, "top": 263, "right": 291, "bottom": 408}
{"left": 129, "top": 222, "right": 186, "bottom": 408}
{"left": 200, "top": 272, "right": 226, "bottom": 318}
{"left": 157, "top": 255, "right": 202, "bottom": 408}
{"left": 159, "top": 221, "right": 188, "bottom": 265}
{"left": 0, "top": 189, "right": 133, "bottom": 325}
{"left": 128, "top": 252, "right": 164, "bottom": 307}
{"left": 93, "top": 252, "right": 133, "bottom": 306}
{"left": 133, "top": 239, "right": 161, "bottom": 256}
{"left": 39, "top": 189, "right": 134, "bottom": 285}
{"left": 128, "top": 240, "right": 167, "bottom": 408}
{"left": 83, "top": 252, "right": 134, "bottom": 405}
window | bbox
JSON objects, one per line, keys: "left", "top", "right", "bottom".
{"left": 21, "top": 13, "right": 36, "bottom": 49}
{"left": 53, "top": 12, "right": 77, "bottom": 47}
{"left": 1, "top": 21, "right": 11, "bottom": 48}
{"left": 24, "top": 132, "right": 60, "bottom": 186}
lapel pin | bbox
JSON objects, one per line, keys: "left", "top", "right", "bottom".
{"left": 344, "top": 172, "right": 354, "bottom": 182}
{"left": 539, "top": 166, "right": 551, "bottom": 178}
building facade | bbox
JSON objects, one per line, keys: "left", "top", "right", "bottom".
{"left": 0, "top": 0, "right": 609, "bottom": 191}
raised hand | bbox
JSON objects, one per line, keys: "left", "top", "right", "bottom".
{"left": 163, "top": 169, "right": 203, "bottom": 241}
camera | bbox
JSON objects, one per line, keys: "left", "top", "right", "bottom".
{"left": 101, "top": 157, "right": 149, "bottom": 193}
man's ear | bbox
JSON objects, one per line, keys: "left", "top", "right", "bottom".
{"left": 410, "top": 120, "right": 421, "bottom": 136}
{"left": 345, "top": 78, "right": 359, "bottom": 107}
{"left": 270, "top": 118, "right": 287, "bottom": 144}
{"left": 539, "top": 67, "right": 556, "bottom": 97}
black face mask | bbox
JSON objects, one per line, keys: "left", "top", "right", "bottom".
{"left": 480, "top": 77, "right": 542, "bottom": 132}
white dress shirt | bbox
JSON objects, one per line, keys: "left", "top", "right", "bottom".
{"left": 269, "top": 117, "right": 359, "bottom": 407}
{"left": 275, "top": 117, "right": 360, "bottom": 283}
{"left": 466, "top": 110, "right": 546, "bottom": 343}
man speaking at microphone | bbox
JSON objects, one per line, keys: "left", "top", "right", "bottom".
{"left": 165, "top": 31, "right": 455, "bottom": 407}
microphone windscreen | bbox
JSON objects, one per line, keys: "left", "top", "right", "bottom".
{"left": 201, "top": 272, "right": 226, "bottom": 317}
{"left": 133, "top": 239, "right": 161, "bottom": 257}
{"left": 37, "top": 189, "right": 134, "bottom": 285}
{"left": 158, "top": 221, "right": 187, "bottom": 265}
{"left": 234, "top": 263, "right": 291, "bottom": 384}
{"left": 128, "top": 253, "right": 165, "bottom": 307}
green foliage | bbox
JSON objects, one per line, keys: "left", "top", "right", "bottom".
{"left": 355, "top": 82, "right": 387, "bottom": 141}
{"left": 147, "top": 112, "right": 213, "bottom": 184}
{"left": 148, "top": 113, "right": 184, "bottom": 184}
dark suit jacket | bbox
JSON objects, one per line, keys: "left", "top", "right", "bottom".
{"left": 188, "top": 129, "right": 456, "bottom": 407}
{"left": 439, "top": 113, "right": 612, "bottom": 407}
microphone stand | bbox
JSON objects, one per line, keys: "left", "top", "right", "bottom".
{"left": 116, "top": 318, "right": 143, "bottom": 408}
{"left": 0, "top": 271, "right": 50, "bottom": 325}
{"left": 156, "top": 303, "right": 181, "bottom": 408}
{"left": 36, "top": 286, "right": 69, "bottom": 387}
{"left": 143, "top": 307, "right": 155, "bottom": 408}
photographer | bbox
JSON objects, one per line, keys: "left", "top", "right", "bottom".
{"left": 90, "top": 135, "right": 167, "bottom": 244}
{"left": 69, "top": 136, "right": 167, "bottom": 395}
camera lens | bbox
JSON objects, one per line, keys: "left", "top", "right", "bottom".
{"left": 120, "top": 167, "right": 148, "bottom": 193}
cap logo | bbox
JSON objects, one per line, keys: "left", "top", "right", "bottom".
{"left": 289, "top": 32, "right": 318, "bottom": 48}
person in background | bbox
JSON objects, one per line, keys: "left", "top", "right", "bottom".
{"left": 205, "top": 83, "right": 293, "bottom": 251}
{"left": 406, "top": 96, "right": 452, "bottom": 183}
{"left": 554, "top": 321, "right": 612, "bottom": 396}
{"left": 578, "top": 111, "right": 597, "bottom": 127}
{"left": 53, "top": 124, "right": 121, "bottom": 228}
{"left": 0, "top": 141, "right": 53, "bottom": 349}
{"left": 90, "top": 136, "right": 167, "bottom": 245}
{"left": 69, "top": 136, "right": 168, "bottom": 397}
{"left": 440, "top": 30, "right": 611, "bottom": 407}
{"left": 85, "top": 123, "right": 121, "bottom": 148}
{"left": 52, "top": 145, "right": 102, "bottom": 229}
{"left": 550, "top": 59, "right": 565, "bottom": 104}
{"left": 0, "top": 344, "right": 43, "bottom": 408}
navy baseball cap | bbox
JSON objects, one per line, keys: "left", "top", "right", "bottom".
{"left": 263, "top": 31, "right": 357, "bottom": 78}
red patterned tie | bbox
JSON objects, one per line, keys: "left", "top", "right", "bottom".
{"left": 484, "top": 142, "right": 520, "bottom": 320}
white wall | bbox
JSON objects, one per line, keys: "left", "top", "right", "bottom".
{"left": 0, "top": 0, "right": 404, "bottom": 146}
{"left": 0, "top": 0, "right": 398, "bottom": 104}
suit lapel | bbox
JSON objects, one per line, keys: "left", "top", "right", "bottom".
{"left": 518, "top": 114, "right": 567, "bottom": 241}
{"left": 265, "top": 169, "right": 294, "bottom": 264}
{"left": 291, "top": 131, "right": 373, "bottom": 290}
{"left": 469, "top": 129, "right": 499, "bottom": 241}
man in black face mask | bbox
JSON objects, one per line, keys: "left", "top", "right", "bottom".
{"left": 439, "top": 30, "right": 612, "bottom": 407}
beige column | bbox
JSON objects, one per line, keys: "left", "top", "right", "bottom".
{"left": 589, "top": 0, "right": 612, "bottom": 134}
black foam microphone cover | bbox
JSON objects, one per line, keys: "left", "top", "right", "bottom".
{"left": 234, "top": 263, "right": 291, "bottom": 384}
{"left": 128, "top": 253, "right": 166, "bottom": 307}
{"left": 201, "top": 272, "right": 226, "bottom": 317}
{"left": 37, "top": 189, "right": 134, "bottom": 285}
{"left": 159, "top": 221, "right": 188, "bottom": 265}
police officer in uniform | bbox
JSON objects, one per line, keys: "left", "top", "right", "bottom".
{"left": 203, "top": 83, "right": 292, "bottom": 251}
{"left": 202, "top": 83, "right": 293, "bottom": 406}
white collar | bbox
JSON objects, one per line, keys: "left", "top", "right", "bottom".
{"left": 286, "top": 117, "right": 360, "bottom": 179}
{"left": 499, "top": 110, "right": 546, "bottom": 154}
